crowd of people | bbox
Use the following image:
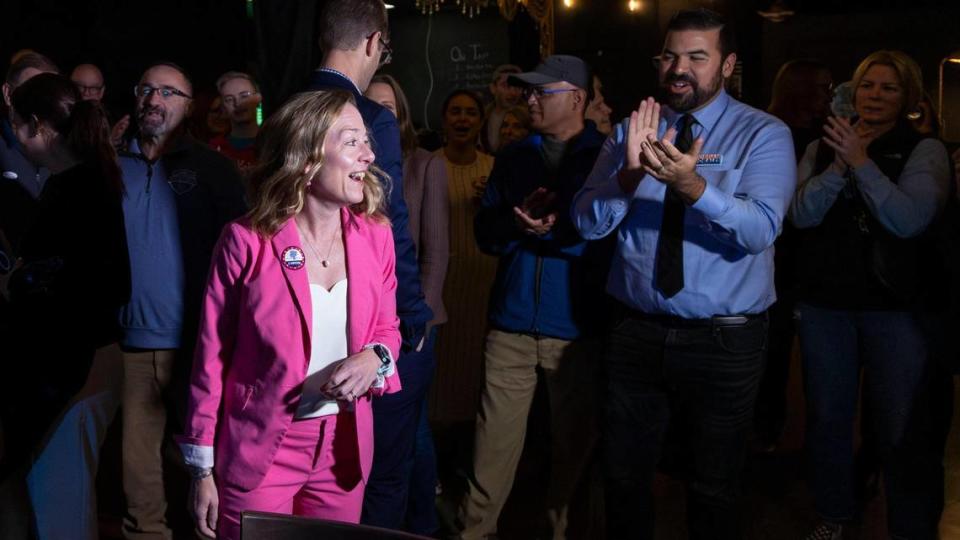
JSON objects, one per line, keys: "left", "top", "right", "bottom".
{"left": 0, "top": 2, "right": 959, "bottom": 540}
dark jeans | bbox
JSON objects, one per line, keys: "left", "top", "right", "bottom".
{"left": 362, "top": 328, "right": 438, "bottom": 534}
{"left": 407, "top": 395, "right": 439, "bottom": 535}
{"left": 754, "top": 296, "right": 795, "bottom": 446}
{"left": 602, "top": 310, "right": 767, "bottom": 540}
{"left": 797, "top": 304, "right": 943, "bottom": 539}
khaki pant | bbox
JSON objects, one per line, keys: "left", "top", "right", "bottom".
{"left": 459, "top": 330, "right": 599, "bottom": 540}
{"left": 121, "top": 350, "right": 175, "bottom": 540}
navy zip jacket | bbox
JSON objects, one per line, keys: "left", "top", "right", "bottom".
{"left": 476, "top": 121, "right": 611, "bottom": 340}
{"left": 308, "top": 70, "right": 432, "bottom": 350}
{"left": 119, "top": 135, "right": 246, "bottom": 367}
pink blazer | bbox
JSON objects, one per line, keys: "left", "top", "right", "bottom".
{"left": 177, "top": 209, "right": 401, "bottom": 491}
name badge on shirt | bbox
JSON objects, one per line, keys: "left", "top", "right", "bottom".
{"left": 282, "top": 246, "right": 306, "bottom": 270}
{"left": 697, "top": 153, "right": 723, "bottom": 166}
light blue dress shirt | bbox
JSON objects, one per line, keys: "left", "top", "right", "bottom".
{"left": 571, "top": 89, "right": 797, "bottom": 318}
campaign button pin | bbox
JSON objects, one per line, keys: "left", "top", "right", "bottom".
{"left": 697, "top": 153, "right": 723, "bottom": 166}
{"left": 282, "top": 246, "right": 306, "bottom": 270}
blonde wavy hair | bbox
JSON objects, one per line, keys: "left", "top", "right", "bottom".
{"left": 851, "top": 50, "right": 923, "bottom": 120}
{"left": 247, "top": 89, "right": 389, "bottom": 236}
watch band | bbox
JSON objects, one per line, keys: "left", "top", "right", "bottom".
{"left": 188, "top": 465, "right": 213, "bottom": 480}
{"left": 370, "top": 343, "right": 392, "bottom": 375}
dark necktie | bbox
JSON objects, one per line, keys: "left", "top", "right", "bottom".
{"left": 654, "top": 114, "right": 695, "bottom": 299}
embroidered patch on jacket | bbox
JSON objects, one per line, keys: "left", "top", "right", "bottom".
{"left": 168, "top": 169, "right": 198, "bottom": 194}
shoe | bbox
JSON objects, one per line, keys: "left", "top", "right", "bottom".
{"left": 804, "top": 522, "right": 843, "bottom": 540}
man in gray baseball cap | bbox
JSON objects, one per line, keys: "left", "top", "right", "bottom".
{"left": 508, "top": 54, "right": 592, "bottom": 90}
{"left": 456, "top": 53, "right": 607, "bottom": 540}
{"left": 507, "top": 55, "right": 593, "bottom": 140}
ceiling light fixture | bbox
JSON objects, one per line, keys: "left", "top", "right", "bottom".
{"left": 757, "top": 0, "right": 795, "bottom": 23}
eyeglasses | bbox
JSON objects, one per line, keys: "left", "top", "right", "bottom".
{"left": 222, "top": 90, "right": 258, "bottom": 108}
{"left": 378, "top": 36, "right": 393, "bottom": 67}
{"left": 74, "top": 83, "right": 104, "bottom": 94}
{"left": 522, "top": 86, "right": 578, "bottom": 101}
{"left": 133, "top": 84, "right": 192, "bottom": 100}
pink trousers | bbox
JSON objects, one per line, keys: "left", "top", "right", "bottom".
{"left": 216, "top": 413, "right": 364, "bottom": 540}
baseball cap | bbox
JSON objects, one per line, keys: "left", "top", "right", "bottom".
{"left": 508, "top": 55, "right": 591, "bottom": 90}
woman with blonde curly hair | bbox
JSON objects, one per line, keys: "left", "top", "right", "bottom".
{"left": 790, "top": 50, "right": 950, "bottom": 540}
{"left": 176, "top": 89, "right": 401, "bottom": 540}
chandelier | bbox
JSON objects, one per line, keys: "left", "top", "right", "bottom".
{"left": 415, "top": 0, "right": 491, "bottom": 17}
{"left": 414, "top": 0, "right": 443, "bottom": 15}
{"left": 757, "top": 0, "right": 795, "bottom": 23}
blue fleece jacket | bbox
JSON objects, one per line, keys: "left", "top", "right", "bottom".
{"left": 118, "top": 139, "right": 186, "bottom": 349}
{"left": 475, "top": 122, "right": 611, "bottom": 340}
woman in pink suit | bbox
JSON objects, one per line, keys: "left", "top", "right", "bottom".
{"left": 176, "top": 90, "right": 401, "bottom": 540}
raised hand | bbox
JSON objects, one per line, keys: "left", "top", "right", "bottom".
{"left": 619, "top": 97, "right": 661, "bottom": 194}
{"left": 822, "top": 116, "right": 875, "bottom": 169}
{"left": 110, "top": 114, "right": 130, "bottom": 148}
{"left": 624, "top": 97, "right": 661, "bottom": 171}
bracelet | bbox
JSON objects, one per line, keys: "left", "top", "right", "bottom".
{"left": 188, "top": 466, "right": 213, "bottom": 480}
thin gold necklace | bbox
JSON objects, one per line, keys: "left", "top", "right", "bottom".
{"left": 302, "top": 223, "right": 341, "bottom": 268}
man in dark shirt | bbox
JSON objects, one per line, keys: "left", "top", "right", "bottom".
{"left": 119, "top": 62, "right": 246, "bottom": 539}
{"left": 308, "top": 0, "right": 436, "bottom": 534}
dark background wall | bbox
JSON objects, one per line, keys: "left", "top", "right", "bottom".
{"left": 550, "top": 0, "right": 960, "bottom": 120}
{"left": 0, "top": 0, "right": 255, "bottom": 122}
{"left": 2, "top": 0, "right": 959, "bottom": 137}
{"left": 382, "top": 10, "right": 513, "bottom": 131}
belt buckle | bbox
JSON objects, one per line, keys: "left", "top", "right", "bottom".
{"left": 711, "top": 315, "right": 748, "bottom": 326}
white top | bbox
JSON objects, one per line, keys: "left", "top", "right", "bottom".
{"left": 296, "top": 280, "right": 349, "bottom": 418}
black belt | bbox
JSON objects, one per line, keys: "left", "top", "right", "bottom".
{"left": 621, "top": 305, "right": 766, "bottom": 328}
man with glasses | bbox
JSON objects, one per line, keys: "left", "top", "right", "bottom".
{"left": 572, "top": 9, "right": 795, "bottom": 539}
{"left": 210, "top": 71, "right": 261, "bottom": 172}
{"left": 70, "top": 62, "right": 132, "bottom": 148}
{"left": 70, "top": 63, "right": 106, "bottom": 102}
{"left": 118, "top": 61, "right": 246, "bottom": 540}
{"left": 457, "top": 54, "right": 608, "bottom": 540}
{"left": 308, "top": 0, "right": 436, "bottom": 535}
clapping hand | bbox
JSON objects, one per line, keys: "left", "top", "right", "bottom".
{"left": 638, "top": 124, "right": 706, "bottom": 203}
{"left": 514, "top": 187, "right": 558, "bottom": 236}
{"left": 641, "top": 124, "right": 703, "bottom": 181}
{"left": 619, "top": 97, "right": 661, "bottom": 194}
{"left": 822, "top": 116, "right": 875, "bottom": 170}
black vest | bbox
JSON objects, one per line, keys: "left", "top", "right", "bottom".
{"left": 796, "top": 123, "right": 935, "bottom": 310}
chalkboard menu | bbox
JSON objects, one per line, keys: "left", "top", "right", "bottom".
{"left": 383, "top": 10, "right": 511, "bottom": 131}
